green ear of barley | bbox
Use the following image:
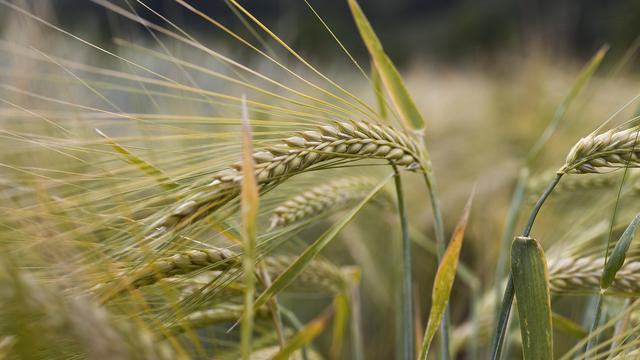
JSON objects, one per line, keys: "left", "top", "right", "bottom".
{"left": 165, "top": 304, "right": 271, "bottom": 335}
{"left": 114, "top": 251, "right": 354, "bottom": 298}
{"left": 148, "top": 120, "right": 423, "bottom": 238}
{"left": 269, "top": 177, "right": 382, "bottom": 229}
{"left": 104, "top": 247, "right": 237, "bottom": 293}
{"left": 560, "top": 126, "right": 640, "bottom": 174}
{"left": 548, "top": 257, "right": 640, "bottom": 295}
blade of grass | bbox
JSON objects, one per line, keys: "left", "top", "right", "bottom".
{"left": 95, "top": 128, "right": 178, "bottom": 190}
{"left": 526, "top": 45, "right": 609, "bottom": 162}
{"left": 419, "top": 188, "right": 474, "bottom": 360}
{"left": 600, "top": 214, "right": 640, "bottom": 289}
{"left": 371, "top": 61, "right": 387, "bottom": 120}
{"left": 347, "top": 0, "right": 425, "bottom": 132}
{"left": 511, "top": 236, "right": 553, "bottom": 360}
{"left": 253, "top": 173, "right": 392, "bottom": 309}
{"left": 552, "top": 313, "right": 588, "bottom": 339}
{"left": 240, "top": 95, "right": 259, "bottom": 360}
{"left": 330, "top": 293, "right": 350, "bottom": 359}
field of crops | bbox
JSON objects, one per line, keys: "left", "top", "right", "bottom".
{"left": 1, "top": 1, "right": 640, "bottom": 359}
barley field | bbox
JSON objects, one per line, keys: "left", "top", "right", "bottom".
{"left": 1, "top": 1, "right": 640, "bottom": 359}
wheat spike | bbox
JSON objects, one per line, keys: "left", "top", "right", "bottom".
{"left": 165, "top": 304, "right": 270, "bottom": 335}
{"left": 560, "top": 126, "right": 640, "bottom": 174}
{"left": 269, "top": 177, "right": 382, "bottom": 228}
{"left": 548, "top": 257, "right": 640, "bottom": 295}
{"left": 149, "top": 120, "right": 424, "bottom": 236}
{"left": 108, "top": 247, "right": 237, "bottom": 292}
{"left": 115, "top": 249, "right": 354, "bottom": 296}
{"left": 160, "top": 255, "right": 357, "bottom": 300}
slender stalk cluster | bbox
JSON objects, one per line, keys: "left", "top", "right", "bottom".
{"left": 560, "top": 127, "right": 640, "bottom": 174}
{"left": 0, "top": 268, "right": 181, "bottom": 360}
{"left": 149, "top": 120, "right": 424, "bottom": 236}
{"left": 548, "top": 257, "right": 640, "bottom": 295}
{"left": 269, "top": 177, "right": 382, "bottom": 228}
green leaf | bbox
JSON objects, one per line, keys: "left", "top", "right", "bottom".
{"left": 330, "top": 293, "right": 350, "bottom": 359}
{"left": 253, "top": 174, "right": 392, "bottom": 309}
{"left": 272, "top": 309, "right": 332, "bottom": 360}
{"left": 601, "top": 214, "right": 640, "bottom": 289}
{"left": 527, "top": 45, "right": 608, "bottom": 162}
{"left": 348, "top": 0, "right": 425, "bottom": 132}
{"left": 552, "top": 312, "right": 588, "bottom": 339}
{"left": 371, "top": 61, "right": 387, "bottom": 120}
{"left": 240, "top": 95, "right": 259, "bottom": 360}
{"left": 419, "top": 189, "right": 474, "bottom": 360}
{"left": 511, "top": 236, "right": 553, "bottom": 360}
{"left": 95, "top": 129, "right": 177, "bottom": 190}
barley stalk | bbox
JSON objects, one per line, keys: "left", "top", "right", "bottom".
{"left": 149, "top": 120, "right": 424, "bottom": 237}
{"left": 269, "top": 177, "right": 382, "bottom": 228}
{"left": 560, "top": 126, "right": 640, "bottom": 174}
{"left": 108, "top": 247, "right": 237, "bottom": 292}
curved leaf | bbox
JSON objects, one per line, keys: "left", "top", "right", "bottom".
{"left": 511, "top": 236, "right": 553, "bottom": 360}
{"left": 419, "top": 189, "right": 474, "bottom": 359}
{"left": 348, "top": 0, "right": 425, "bottom": 132}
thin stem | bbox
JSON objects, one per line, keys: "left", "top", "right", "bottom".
{"left": 394, "top": 166, "right": 414, "bottom": 360}
{"left": 493, "top": 168, "right": 528, "bottom": 317}
{"left": 490, "top": 276, "right": 514, "bottom": 360}
{"left": 350, "top": 285, "right": 364, "bottom": 360}
{"left": 490, "top": 173, "right": 563, "bottom": 360}
{"left": 257, "top": 264, "right": 285, "bottom": 348}
{"left": 585, "top": 294, "right": 604, "bottom": 357}
{"left": 422, "top": 171, "right": 450, "bottom": 360}
{"left": 523, "top": 173, "right": 563, "bottom": 237}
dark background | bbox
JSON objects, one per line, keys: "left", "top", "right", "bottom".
{"left": 6, "top": 0, "right": 640, "bottom": 66}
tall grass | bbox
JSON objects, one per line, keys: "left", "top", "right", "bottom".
{"left": 1, "top": 1, "right": 640, "bottom": 359}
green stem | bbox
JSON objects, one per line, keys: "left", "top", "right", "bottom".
{"left": 490, "top": 173, "right": 563, "bottom": 360}
{"left": 394, "top": 166, "right": 414, "bottom": 360}
{"left": 585, "top": 294, "right": 604, "bottom": 358}
{"left": 350, "top": 286, "right": 364, "bottom": 360}
{"left": 422, "top": 171, "right": 450, "bottom": 360}
{"left": 493, "top": 168, "right": 528, "bottom": 317}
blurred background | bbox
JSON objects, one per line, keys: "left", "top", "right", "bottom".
{"left": 1, "top": 1, "right": 640, "bottom": 359}
{"left": 3, "top": 0, "right": 640, "bottom": 64}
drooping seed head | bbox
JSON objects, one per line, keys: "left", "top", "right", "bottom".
{"left": 560, "top": 127, "right": 640, "bottom": 174}
{"left": 269, "top": 177, "right": 385, "bottom": 228}
{"left": 149, "top": 120, "right": 424, "bottom": 237}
